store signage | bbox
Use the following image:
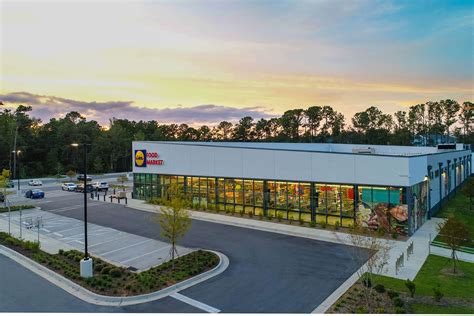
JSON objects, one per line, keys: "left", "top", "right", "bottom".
{"left": 135, "top": 149, "right": 164, "bottom": 167}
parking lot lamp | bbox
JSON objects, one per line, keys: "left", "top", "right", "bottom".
{"left": 12, "top": 150, "right": 21, "bottom": 192}
{"left": 71, "top": 142, "right": 93, "bottom": 278}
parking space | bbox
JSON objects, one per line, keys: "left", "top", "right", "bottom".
{"left": 2, "top": 209, "right": 191, "bottom": 271}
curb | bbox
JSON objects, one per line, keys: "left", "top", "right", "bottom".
{"left": 0, "top": 245, "right": 229, "bottom": 306}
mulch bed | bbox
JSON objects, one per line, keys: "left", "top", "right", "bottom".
{"left": 0, "top": 232, "right": 219, "bottom": 296}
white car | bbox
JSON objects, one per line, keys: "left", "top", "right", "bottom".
{"left": 61, "top": 182, "right": 77, "bottom": 191}
{"left": 28, "top": 179, "right": 43, "bottom": 186}
{"left": 92, "top": 181, "right": 109, "bottom": 191}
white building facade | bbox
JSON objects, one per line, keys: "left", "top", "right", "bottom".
{"left": 132, "top": 142, "right": 472, "bottom": 236}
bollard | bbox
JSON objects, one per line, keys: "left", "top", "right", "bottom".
{"left": 103, "top": 194, "right": 106, "bottom": 201}
{"left": 110, "top": 196, "right": 112, "bottom": 203}
{"left": 125, "top": 197, "right": 127, "bottom": 205}
{"left": 113, "top": 189, "right": 116, "bottom": 195}
{"left": 118, "top": 198, "right": 120, "bottom": 204}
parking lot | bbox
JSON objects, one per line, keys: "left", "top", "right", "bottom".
{"left": 2, "top": 208, "right": 191, "bottom": 271}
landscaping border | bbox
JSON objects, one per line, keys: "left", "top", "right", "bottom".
{"left": 0, "top": 245, "right": 229, "bottom": 306}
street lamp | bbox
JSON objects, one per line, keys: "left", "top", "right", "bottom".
{"left": 71, "top": 142, "right": 93, "bottom": 278}
{"left": 12, "top": 150, "right": 21, "bottom": 193}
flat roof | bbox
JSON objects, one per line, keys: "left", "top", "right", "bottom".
{"left": 135, "top": 141, "right": 469, "bottom": 157}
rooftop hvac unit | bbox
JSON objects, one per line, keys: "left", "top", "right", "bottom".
{"left": 352, "top": 147, "right": 375, "bottom": 154}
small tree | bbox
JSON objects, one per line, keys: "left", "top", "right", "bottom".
{"left": 155, "top": 183, "right": 191, "bottom": 268}
{"left": 344, "top": 225, "right": 390, "bottom": 311}
{"left": 66, "top": 170, "right": 76, "bottom": 182}
{"left": 437, "top": 217, "right": 470, "bottom": 273}
{"left": 117, "top": 174, "right": 128, "bottom": 190}
{"left": 461, "top": 178, "right": 474, "bottom": 211}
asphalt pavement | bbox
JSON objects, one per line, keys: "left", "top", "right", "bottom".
{"left": 2, "top": 185, "right": 369, "bottom": 313}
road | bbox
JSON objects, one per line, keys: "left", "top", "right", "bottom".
{"left": 2, "top": 186, "right": 369, "bottom": 313}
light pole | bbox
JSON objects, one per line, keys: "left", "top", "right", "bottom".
{"left": 12, "top": 150, "right": 21, "bottom": 193}
{"left": 71, "top": 142, "right": 93, "bottom": 278}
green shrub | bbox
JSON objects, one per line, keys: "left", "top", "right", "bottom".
{"left": 388, "top": 289, "right": 399, "bottom": 299}
{"left": 335, "top": 221, "right": 340, "bottom": 229}
{"left": 94, "top": 264, "right": 104, "bottom": 272}
{"left": 299, "top": 218, "right": 305, "bottom": 226}
{"left": 310, "top": 221, "right": 316, "bottom": 228}
{"left": 319, "top": 221, "right": 327, "bottom": 228}
{"left": 392, "top": 232, "right": 399, "bottom": 239}
{"left": 58, "top": 249, "right": 64, "bottom": 255}
{"left": 405, "top": 279, "right": 416, "bottom": 297}
{"left": 276, "top": 213, "right": 283, "bottom": 222}
{"left": 101, "top": 267, "right": 111, "bottom": 275}
{"left": 375, "top": 307, "right": 385, "bottom": 313}
{"left": 377, "top": 227, "right": 385, "bottom": 236}
{"left": 288, "top": 215, "right": 294, "bottom": 224}
{"left": 395, "top": 306, "right": 405, "bottom": 314}
{"left": 393, "top": 297, "right": 404, "bottom": 308}
{"left": 374, "top": 284, "right": 385, "bottom": 293}
{"left": 109, "top": 268, "right": 122, "bottom": 278}
{"left": 433, "top": 286, "right": 443, "bottom": 302}
{"left": 267, "top": 214, "right": 273, "bottom": 221}
{"left": 355, "top": 306, "right": 367, "bottom": 313}
{"left": 239, "top": 210, "right": 244, "bottom": 217}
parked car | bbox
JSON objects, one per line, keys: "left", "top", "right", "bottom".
{"left": 28, "top": 179, "right": 43, "bottom": 186}
{"left": 0, "top": 192, "right": 4, "bottom": 203}
{"left": 5, "top": 180, "right": 14, "bottom": 188}
{"left": 92, "top": 181, "right": 109, "bottom": 191}
{"left": 77, "top": 174, "right": 92, "bottom": 181}
{"left": 25, "top": 189, "right": 45, "bottom": 199}
{"left": 75, "top": 183, "right": 94, "bottom": 193}
{"left": 61, "top": 182, "right": 77, "bottom": 191}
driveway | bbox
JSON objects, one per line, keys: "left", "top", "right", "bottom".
{"left": 10, "top": 187, "right": 369, "bottom": 313}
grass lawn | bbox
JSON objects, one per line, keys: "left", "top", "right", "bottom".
{"left": 373, "top": 255, "right": 474, "bottom": 299}
{"left": 329, "top": 254, "right": 474, "bottom": 313}
{"left": 434, "top": 180, "right": 474, "bottom": 247}
{"left": 370, "top": 254, "right": 474, "bottom": 313}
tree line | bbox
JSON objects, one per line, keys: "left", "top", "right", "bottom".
{"left": 0, "top": 99, "right": 472, "bottom": 178}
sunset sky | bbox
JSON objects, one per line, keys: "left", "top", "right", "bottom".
{"left": 1, "top": 0, "right": 473, "bottom": 125}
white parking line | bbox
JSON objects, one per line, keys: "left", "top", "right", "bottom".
{"left": 121, "top": 245, "right": 170, "bottom": 264}
{"left": 99, "top": 239, "right": 153, "bottom": 256}
{"left": 53, "top": 232, "right": 63, "bottom": 237}
{"left": 170, "top": 292, "right": 220, "bottom": 313}
{"left": 89, "top": 233, "right": 129, "bottom": 247}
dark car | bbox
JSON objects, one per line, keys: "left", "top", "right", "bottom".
{"left": 5, "top": 180, "right": 14, "bottom": 188}
{"left": 75, "top": 183, "right": 94, "bottom": 193}
{"left": 77, "top": 174, "right": 92, "bottom": 182}
{"left": 25, "top": 189, "right": 45, "bottom": 199}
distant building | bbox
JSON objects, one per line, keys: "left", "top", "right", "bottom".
{"left": 132, "top": 141, "right": 472, "bottom": 236}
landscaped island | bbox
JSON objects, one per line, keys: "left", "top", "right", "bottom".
{"left": 0, "top": 232, "right": 219, "bottom": 296}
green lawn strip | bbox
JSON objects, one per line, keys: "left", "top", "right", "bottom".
{"left": 0, "top": 232, "right": 219, "bottom": 296}
{"left": 0, "top": 205, "right": 36, "bottom": 213}
{"left": 373, "top": 254, "right": 474, "bottom": 299}
{"left": 434, "top": 186, "right": 474, "bottom": 248}
{"left": 329, "top": 254, "right": 474, "bottom": 313}
{"left": 410, "top": 303, "right": 474, "bottom": 314}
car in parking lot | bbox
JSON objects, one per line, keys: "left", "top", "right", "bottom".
{"left": 28, "top": 179, "right": 43, "bottom": 186}
{"left": 61, "top": 182, "right": 77, "bottom": 191}
{"left": 92, "top": 181, "right": 109, "bottom": 191}
{"left": 25, "top": 189, "right": 45, "bottom": 199}
{"left": 5, "top": 180, "right": 14, "bottom": 188}
{"left": 77, "top": 174, "right": 92, "bottom": 181}
{"left": 75, "top": 183, "right": 94, "bottom": 193}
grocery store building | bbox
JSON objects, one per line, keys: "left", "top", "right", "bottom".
{"left": 132, "top": 141, "right": 472, "bottom": 236}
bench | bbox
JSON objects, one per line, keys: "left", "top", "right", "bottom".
{"left": 109, "top": 191, "right": 128, "bottom": 204}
